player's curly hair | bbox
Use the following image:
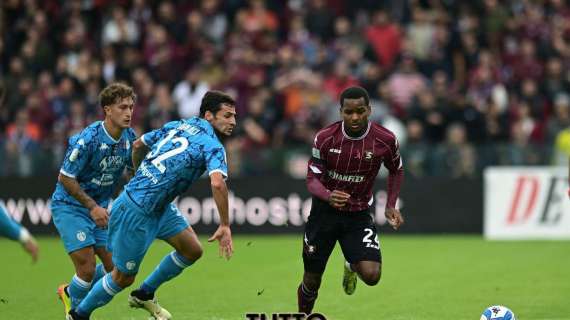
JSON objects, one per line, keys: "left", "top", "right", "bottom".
{"left": 99, "top": 82, "right": 137, "bottom": 108}
{"left": 199, "top": 90, "right": 235, "bottom": 117}
{"left": 339, "top": 86, "right": 370, "bottom": 107}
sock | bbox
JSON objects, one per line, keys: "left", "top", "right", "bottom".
{"left": 345, "top": 261, "right": 354, "bottom": 272}
{"left": 68, "top": 274, "right": 92, "bottom": 309}
{"left": 140, "top": 251, "right": 193, "bottom": 296}
{"left": 300, "top": 282, "right": 318, "bottom": 299}
{"left": 93, "top": 263, "right": 107, "bottom": 283}
{"left": 0, "top": 204, "right": 22, "bottom": 241}
{"left": 76, "top": 273, "right": 122, "bottom": 317}
{"left": 297, "top": 282, "right": 318, "bottom": 314}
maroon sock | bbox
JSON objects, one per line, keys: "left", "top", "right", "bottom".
{"left": 297, "top": 283, "right": 317, "bottom": 314}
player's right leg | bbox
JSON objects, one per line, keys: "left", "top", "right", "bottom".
{"left": 338, "top": 211, "right": 382, "bottom": 295}
{"left": 68, "top": 192, "right": 158, "bottom": 319}
{"left": 129, "top": 204, "right": 198, "bottom": 320}
{"left": 0, "top": 202, "right": 38, "bottom": 262}
{"left": 51, "top": 205, "right": 101, "bottom": 315}
{"left": 298, "top": 198, "right": 339, "bottom": 314}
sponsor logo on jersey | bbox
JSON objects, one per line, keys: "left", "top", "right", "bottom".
{"left": 327, "top": 170, "right": 365, "bottom": 183}
{"left": 329, "top": 148, "right": 341, "bottom": 154}
{"left": 99, "top": 156, "right": 124, "bottom": 171}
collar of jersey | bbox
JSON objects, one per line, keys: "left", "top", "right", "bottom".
{"left": 100, "top": 121, "right": 120, "bottom": 144}
{"left": 341, "top": 121, "right": 371, "bottom": 140}
{"left": 188, "top": 117, "right": 217, "bottom": 139}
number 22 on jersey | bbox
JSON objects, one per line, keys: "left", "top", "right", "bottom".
{"left": 147, "top": 129, "right": 189, "bottom": 173}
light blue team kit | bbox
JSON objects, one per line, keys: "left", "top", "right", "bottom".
{"left": 50, "top": 121, "right": 189, "bottom": 253}
{"left": 109, "top": 117, "right": 228, "bottom": 274}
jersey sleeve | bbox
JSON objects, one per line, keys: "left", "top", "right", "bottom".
{"left": 383, "top": 136, "right": 403, "bottom": 173}
{"left": 307, "top": 131, "right": 328, "bottom": 179}
{"left": 141, "top": 121, "right": 178, "bottom": 148}
{"left": 306, "top": 130, "right": 332, "bottom": 201}
{"left": 204, "top": 141, "right": 228, "bottom": 179}
{"left": 383, "top": 135, "right": 404, "bottom": 208}
{"left": 59, "top": 133, "right": 93, "bottom": 179}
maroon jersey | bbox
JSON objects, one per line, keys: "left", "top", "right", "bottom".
{"left": 306, "top": 121, "right": 403, "bottom": 212}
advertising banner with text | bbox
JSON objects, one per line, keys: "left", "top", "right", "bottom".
{"left": 0, "top": 176, "right": 482, "bottom": 235}
{"left": 484, "top": 167, "right": 569, "bottom": 240}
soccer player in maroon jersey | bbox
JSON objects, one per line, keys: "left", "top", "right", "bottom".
{"left": 297, "top": 86, "right": 405, "bottom": 314}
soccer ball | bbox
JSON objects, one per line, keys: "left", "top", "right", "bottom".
{"left": 480, "top": 305, "right": 516, "bottom": 320}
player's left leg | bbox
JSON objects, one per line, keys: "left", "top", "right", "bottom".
{"left": 0, "top": 203, "right": 38, "bottom": 262}
{"left": 68, "top": 193, "right": 157, "bottom": 319}
{"left": 339, "top": 212, "right": 382, "bottom": 295}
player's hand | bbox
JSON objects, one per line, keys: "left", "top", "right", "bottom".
{"left": 329, "top": 190, "right": 351, "bottom": 209}
{"left": 208, "top": 225, "right": 233, "bottom": 260}
{"left": 22, "top": 237, "right": 39, "bottom": 263}
{"left": 90, "top": 206, "right": 109, "bottom": 227}
{"left": 385, "top": 207, "right": 404, "bottom": 230}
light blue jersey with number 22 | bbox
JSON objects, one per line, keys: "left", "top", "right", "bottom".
{"left": 125, "top": 117, "right": 227, "bottom": 215}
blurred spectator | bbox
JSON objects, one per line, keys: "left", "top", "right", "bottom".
{"left": 546, "top": 94, "right": 570, "bottom": 145}
{"left": 431, "top": 123, "right": 477, "bottom": 178}
{"left": 4, "top": 110, "right": 41, "bottom": 176}
{"left": 387, "top": 55, "right": 427, "bottom": 110}
{"left": 402, "top": 120, "right": 430, "bottom": 177}
{"left": 102, "top": 6, "right": 140, "bottom": 45}
{"left": 172, "top": 68, "right": 210, "bottom": 119}
{"left": 365, "top": 9, "right": 402, "bottom": 68}
{"left": 144, "top": 83, "right": 178, "bottom": 131}
{"left": 408, "top": 90, "right": 446, "bottom": 142}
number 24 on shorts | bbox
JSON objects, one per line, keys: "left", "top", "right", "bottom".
{"left": 362, "top": 228, "right": 379, "bottom": 249}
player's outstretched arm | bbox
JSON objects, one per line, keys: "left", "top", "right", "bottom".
{"left": 59, "top": 174, "right": 108, "bottom": 227}
{"left": 207, "top": 172, "right": 233, "bottom": 260}
{"left": 132, "top": 138, "right": 150, "bottom": 171}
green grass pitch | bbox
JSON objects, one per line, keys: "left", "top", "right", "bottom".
{"left": 1, "top": 235, "right": 569, "bottom": 319}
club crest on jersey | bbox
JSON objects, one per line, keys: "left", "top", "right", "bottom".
{"left": 364, "top": 151, "right": 373, "bottom": 160}
{"left": 100, "top": 143, "right": 109, "bottom": 151}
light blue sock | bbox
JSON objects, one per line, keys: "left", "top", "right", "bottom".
{"left": 93, "top": 263, "right": 107, "bottom": 283}
{"left": 76, "top": 273, "right": 122, "bottom": 317}
{"left": 68, "top": 274, "right": 92, "bottom": 309}
{"left": 0, "top": 204, "right": 22, "bottom": 241}
{"left": 140, "top": 251, "right": 193, "bottom": 294}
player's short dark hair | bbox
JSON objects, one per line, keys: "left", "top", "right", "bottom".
{"left": 99, "top": 82, "right": 136, "bottom": 108}
{"left": 339, "top": 86, "right": 370, "bottom": 107}
{"left": 199, "top": 90, "right": 235, "bottom": 117}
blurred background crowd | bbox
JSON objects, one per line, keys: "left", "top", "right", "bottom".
{"left": 1, "top": 0, "right": 569, "bottom": 178}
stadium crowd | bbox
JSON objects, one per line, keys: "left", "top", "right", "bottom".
{"left": 1, "top": 0, "right": 569, "bottom": 177}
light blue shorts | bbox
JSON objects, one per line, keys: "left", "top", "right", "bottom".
{"left": 51, "top": 204, "right": 107, "bottom": 253}
{"left": 107, "top": 192, "right": 189, "bottom": 275}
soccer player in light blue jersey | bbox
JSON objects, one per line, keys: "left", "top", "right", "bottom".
{"left": 51, "top": 83, "right": 137, "bottom": 316}
{"left": 67, "top": 91, "right": 236, "bottom": 320}
{"left": 0, "top": 202, "right": 39, "bottom": 262}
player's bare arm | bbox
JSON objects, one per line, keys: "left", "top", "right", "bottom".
{"left": 58, "top": 173, "right": 108, "bottom": 227}
{"left": 207, "top": 171, "right": 233, "bottom": 260}
{"left": 132, "top": 138, "right": 150, "bottom": 171}
{"left": 124, "top": 167, "right": 135, "bottom": 182}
